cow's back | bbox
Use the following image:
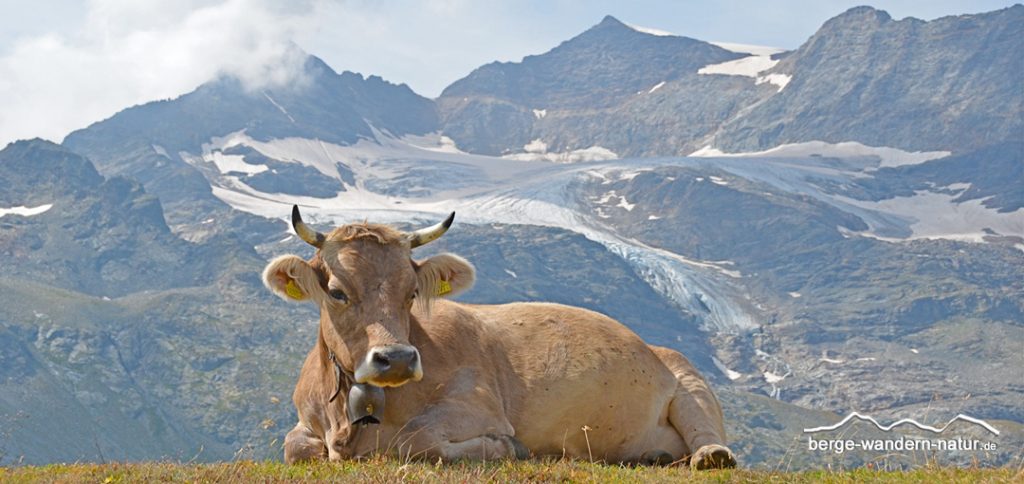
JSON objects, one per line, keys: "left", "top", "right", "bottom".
{"left": 455, "top": 301, "right": 684, "bottom": 461}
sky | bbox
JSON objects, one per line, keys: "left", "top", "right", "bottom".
{"left": 0, "top": 0, "right": 1017, "bottom": 146}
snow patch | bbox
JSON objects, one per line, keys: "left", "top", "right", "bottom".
{"left": 910, "top": 348, "right": 919, "bottom": 354}
{"left": 648, "top": 81, "right": 666, "bottom": 94}
{"left": 712, "top": 357, "right": 743, "bottom": 380}
{"left": 602, "top": 169, "right": 651, "bottom": 182}
{"left": 625, "top": 23, "right": 675, "bottom": 37}
{"left": 648, "top": 215, "right": 662, "bottom": 220}
{"left": 523, "top": 139, "right": 548, "bottom": 154}
{"left": 262, "top": 91, "right": 296, "bottom": 123}
{"left": 788, "top": 292, "right": 802, "bottom": 298}
{"left": 764, "top": 371, "right": 788, "bottom": 384}
{"left": 206, "top": 150, "right": 268, "bottom": 175}
{"left": 532, "top": 109, "right": 547, "bottom": 119}
{"left": 504, "top": 145, "right": 618, "bottom": 164}
{"left": 710, "top": 42, "right": 785, "bottom": 56}
{"left": 709, "top": 176, "right": 729, "bottom": 186}
{"left": 699, "top": 42, "right": 790, "bottom": 91}
{"left": 836, "top": 192, "right": 1024, "bottom": 243}
{"left": 0, "top": 203, "right": 53, "bottom": 218}
{"left": 756, "top": 73, "right": 792, "bottom": 91}
{"left": 504, "top": 269, "right": 518, "bottom": 279}
{"left": 699, "top": 55, "right": 779, "bottom": 78}
{"left": 152, "top": 144, "right": 170, "bottom": 158}
{"left": 402, "top": 133, "right": 465, "bottom": 154}
{"left": 820, "top": 357, "right": 844, "bottom": 364}
{"left": 690, "top": 140, "right": 950, "bottom": 168}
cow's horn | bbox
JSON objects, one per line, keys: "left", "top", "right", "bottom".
{"left": 409, "top": 212, "right": 455, "bottom": 248}
{"left": 291, "top": 205, "right": 325, "bottom": 248}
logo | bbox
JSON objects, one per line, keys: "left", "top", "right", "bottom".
{"left": 803, "top": 412, "right": 1001, "bottom": 455}
{"left": 803, "top": 412, "right": 1000, "bottom": 435}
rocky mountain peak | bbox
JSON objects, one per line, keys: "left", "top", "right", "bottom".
{"left": 598, "top": 14, "right": 626, "bottom": 26}
{"left": 829, "top": 5, "right": 893, "bottom": 25}
{"left": 0, "top": 139, "right": 103, "bottom": 204}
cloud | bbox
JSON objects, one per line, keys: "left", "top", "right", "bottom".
{"left": 0, "top": 0, "right": 319, "bottom": 146}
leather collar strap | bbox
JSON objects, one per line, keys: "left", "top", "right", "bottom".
{"left": 328, "top": 350, "right": 352, "bottom": 403}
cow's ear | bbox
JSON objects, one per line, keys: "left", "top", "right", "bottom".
{"left": 263, "top": 255, "right": 324, "bottom": 303}
{"left": 415, "top": 253, "right": 475, "bottom": 299}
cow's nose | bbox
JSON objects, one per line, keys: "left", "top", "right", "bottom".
{"left": 370, "top": 345, "right": 417, "bottom": 373}
{"left": 355, "top": 345, "right": 422, "bottom": 387}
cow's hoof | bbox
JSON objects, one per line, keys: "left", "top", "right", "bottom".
{"left": 506, "top": 435, "right": 531, "bottom": 460}
{"left": 639, "top": 450, "right": 674, "bottom": 466}
{"left": 690, "top": 444, "right": 736, "bottom": 470}
{"left": 488, "top": 434, "right": 531, "bottom": 460}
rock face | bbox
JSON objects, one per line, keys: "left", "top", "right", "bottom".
{"left": 713, "top": 5, "right": 1024, "bottom": 153}
{"left": 439, "top": 7, "right": 1024, "bottom": 157}
{"left": 437, "top": 16, "right": 753, "bottom": 157}
{"left": 0, "top": 140, "right": 212, "bottom": 297}
{"left": 438, "top": 15, "right": 747, "bottom": 156}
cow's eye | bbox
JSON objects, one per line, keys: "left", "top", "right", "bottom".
{"left": 328, "top": 288, "right": 348, "bottom": 302}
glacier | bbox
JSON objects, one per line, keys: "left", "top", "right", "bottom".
{"left": 188, "top": 130, "right": 1022, "bottom": 334}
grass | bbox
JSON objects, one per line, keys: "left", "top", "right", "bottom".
{"left": 1, "top": 459, "right": 1020, "bottom": 483}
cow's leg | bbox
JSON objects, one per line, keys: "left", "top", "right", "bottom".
{"left": 389, "top": 395, "right": 528, "bottom": 462}
{"left": 284, "top": 422, "right": 327, "bottom": 464}
{"left": 399, "top": 431, "right": 529, "bottom": 461}
{"left": 648, "top": 345, "right": 737, "bottom": 470}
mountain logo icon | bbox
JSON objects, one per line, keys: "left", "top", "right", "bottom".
{"left": 803, "top": 412, "right": 1000, "bottom": 436}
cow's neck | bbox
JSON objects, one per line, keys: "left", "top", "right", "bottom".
{"left": 314, "top": 327, "right": 367, "bottom": 455}
{"left": 316, "top": 325, "right": 353, "bottom": 404}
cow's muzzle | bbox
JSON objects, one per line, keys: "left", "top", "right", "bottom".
{"left": 354, "top": 344, "right": 422, "bottom": 387}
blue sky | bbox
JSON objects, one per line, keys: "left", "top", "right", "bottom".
{"left": 0, "top": 0, "right": 1017, "bottom": 145}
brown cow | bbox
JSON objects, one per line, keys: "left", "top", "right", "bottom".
{"left": 263, "top": 206, "right": 736, "bottom": 469}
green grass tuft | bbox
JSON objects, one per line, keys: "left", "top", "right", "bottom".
{"left": 1, "top": 459, "right": 1020, "bottom": 484}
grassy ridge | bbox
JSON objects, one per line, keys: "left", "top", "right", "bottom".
{"left": 1, "top": 459, "right": 1020, "bottom": 483}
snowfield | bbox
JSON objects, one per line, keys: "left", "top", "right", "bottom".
{"left": 698, "top": 42, "right": 791, "bottom": 91}
{"left": 625, "top": 23, "right": 676, "bottom": 37}
{"left": 691, "top": 140, "right": 951, "bottom": 168}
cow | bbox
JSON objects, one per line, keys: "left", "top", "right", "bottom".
{"left": 263, "top": 206, "right": 737, "bottom": 469}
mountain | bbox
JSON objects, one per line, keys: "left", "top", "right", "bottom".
{"left": 438, "top": 7, "right": 1024, "bottom": 158}
{"left": 0, "top": 140, "right": 222, "bottom": 296}
{"left": 1, "top": 4, "right": 1020, "bottom": 470}
{"left": 438, "top": 15, "right": 764, "bottom": 157}
{"left": 713, "top": 5, "right": 1024, "bottom": 153}
{"left": 63, "top": 57, "right": 436, "bottom": 237}
{"left": 443, "top": 15, "right": 743, "bottom": 109}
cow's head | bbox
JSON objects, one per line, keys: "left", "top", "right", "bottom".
{"left": 262, "top": 206, "right": 475, "bottom": 387}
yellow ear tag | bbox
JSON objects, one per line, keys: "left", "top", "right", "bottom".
{"left": 436, "top": 280, "right": 452, "bottom": 296}
{"left": 285, "top": 280, "right": 305, "bottom": 300}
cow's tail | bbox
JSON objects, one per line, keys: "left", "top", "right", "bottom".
{"left": 648, "top": 345, "right": 736, "bottom": 469}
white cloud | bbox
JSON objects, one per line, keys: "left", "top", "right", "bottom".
{"left": 0, "top": 0, "right": 319, "bottom": 146}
